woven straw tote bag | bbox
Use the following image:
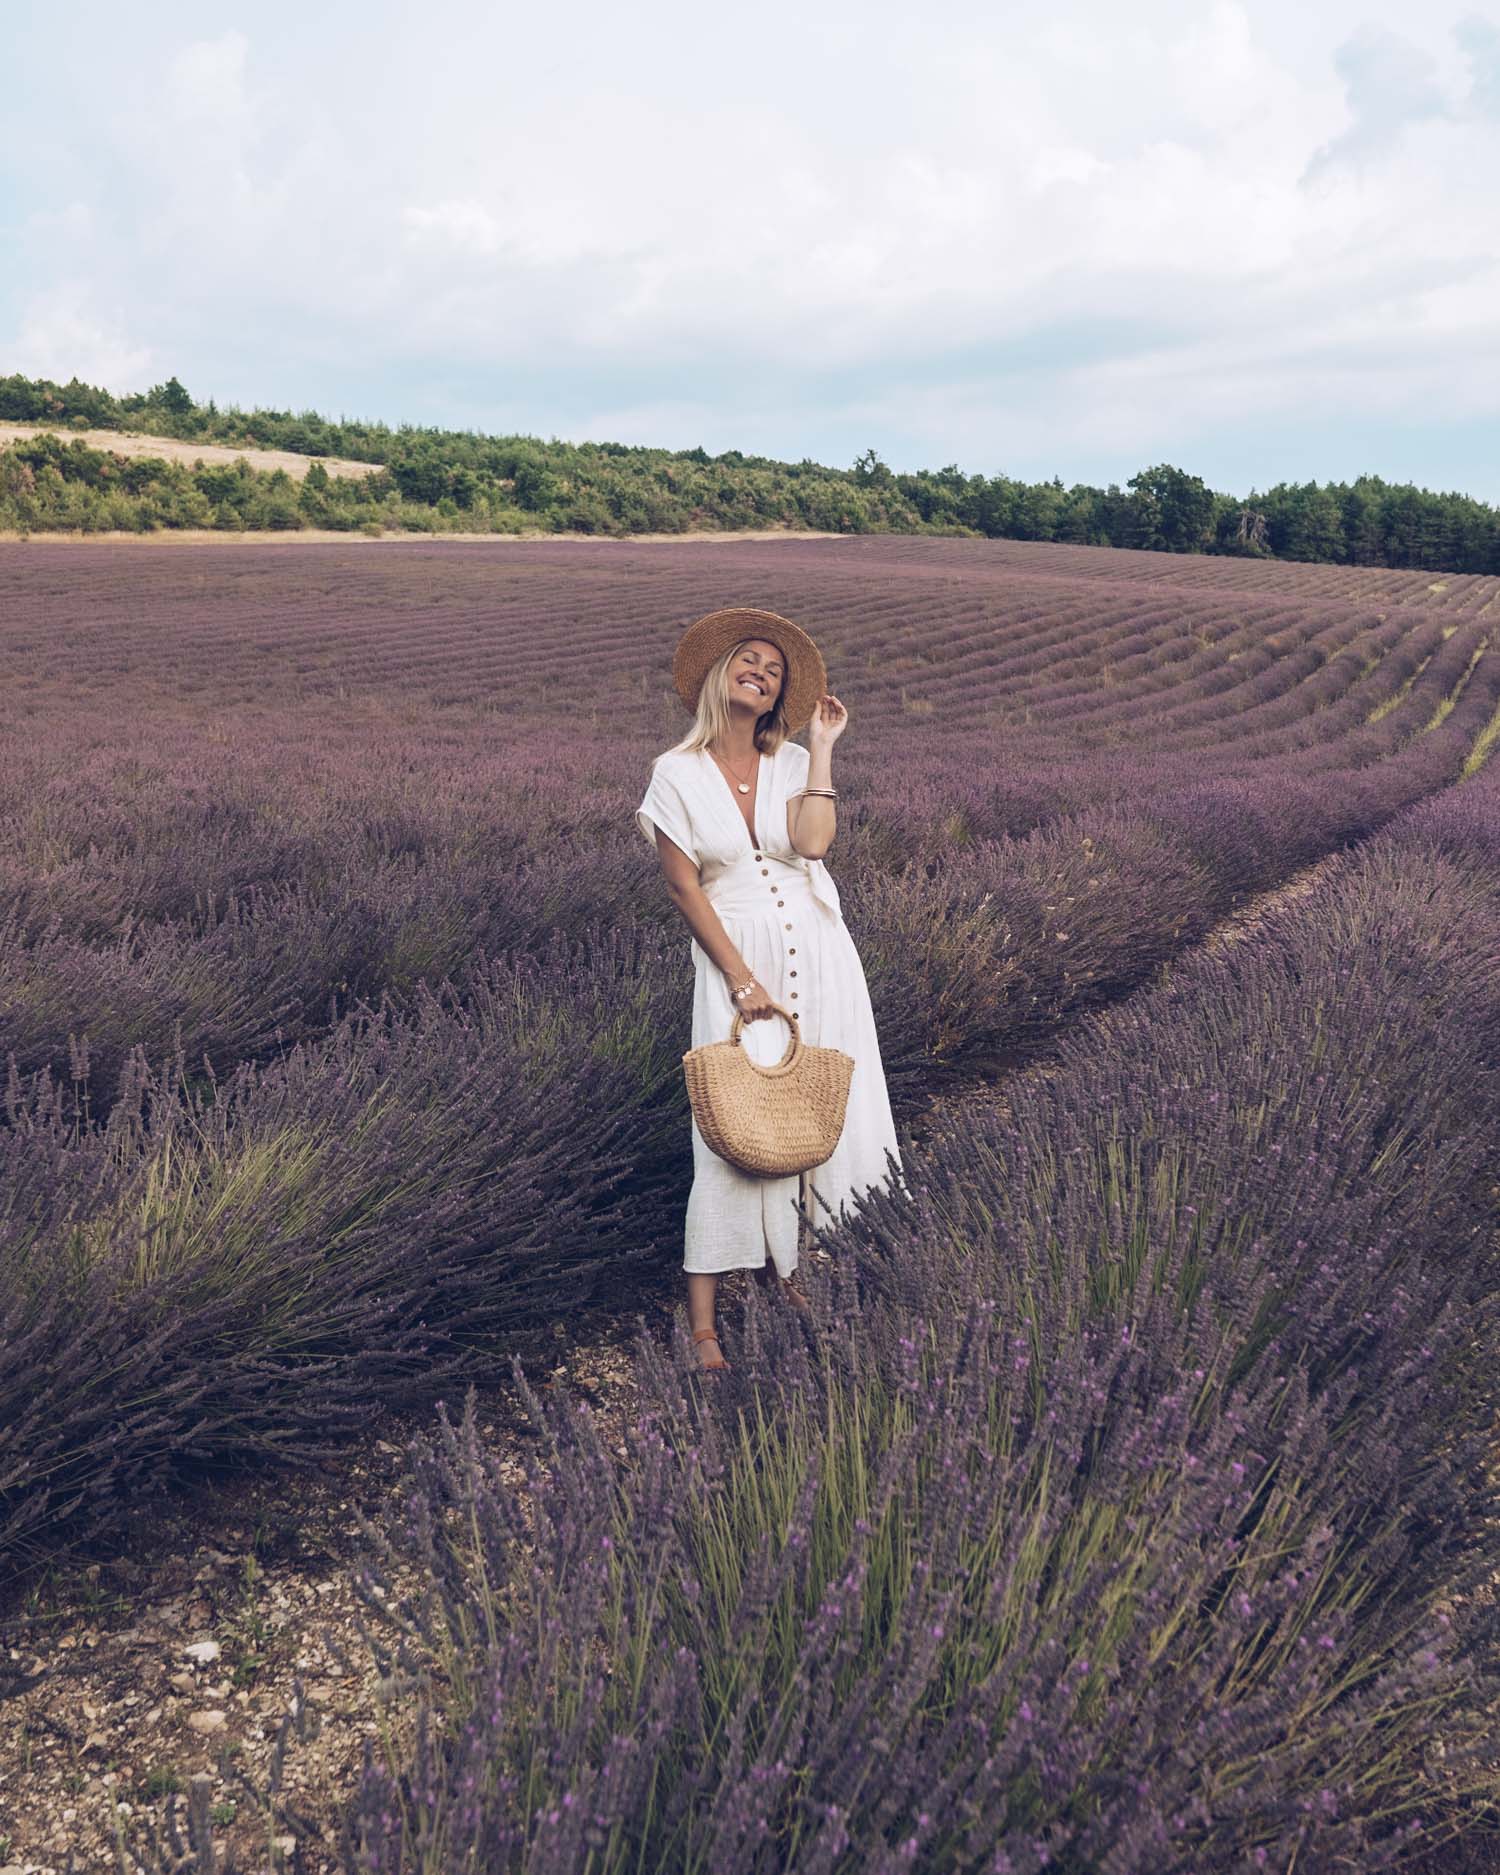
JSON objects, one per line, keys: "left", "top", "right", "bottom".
{"left": 682, "top": 1003, "right": 855, "bottom": 1177}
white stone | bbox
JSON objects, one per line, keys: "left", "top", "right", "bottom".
{"left": 187, "top": 1709, "right": 227, "bottom": 1734}
{"left": 182, "top": 1641, "right": 220, "bottom": 1665}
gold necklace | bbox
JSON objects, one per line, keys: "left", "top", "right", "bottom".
{"left": 711, "top": 744, "right": 758, "bottom": 795}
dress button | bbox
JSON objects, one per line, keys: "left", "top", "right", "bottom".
{"left": 776, "top": 899, "right": 784, "bottom": 908}
{"left": 784, "top": 923, "right": 792, "bottom": 930}
{"left": 754, "top": 853, "right": 762, "bottom": 861}
{"left": 788, "top": 948, "right": 796, "bottom": 956}
{"left": 790, "top": 970, "right": 797, "bottom": 978}
{"left": 760, "top": 868, "right": 768, "bottom": 875}
{"left": 790, "top": 991, "right": 798, "bottom": 999}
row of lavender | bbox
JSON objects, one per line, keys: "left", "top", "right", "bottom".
{"left": 1, "top": 544, "right": 1490, "bottom": 944}
{"left": 2, "top": 541, "right": 1495, "bottom": 734}
{"left": 320, "top": 747, "right": 1500, "bottom": 1874}
{"left": 3, "top": 635, "right": 1499, "bottom": 1568}
{"left": 5, "top": 538, "right": 1494, "bottom": 1126}
{"left": 4, "top": 606, "right": 1495, "bottom": 1118}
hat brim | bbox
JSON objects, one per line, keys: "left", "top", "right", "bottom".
{"left": 672, "top": 607, "right": 827, "bottom": 734}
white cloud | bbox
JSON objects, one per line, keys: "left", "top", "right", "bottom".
{"left": 4, "top": 0, "right": 1499, "bottom": 491}
{"left": 6, "top": 286, "right": 154, "bottom": 391}
{"left": 402, "top": 200, "right": 507, "bottom": 258}
{"left": 1304, "top": 25, "right": 1454, "bottom": 179}
{"left": 167, "top": 30, "right": 252, "bottom": 128}
{"left": 1456, "top": 14, "right": 1500, "bottom": 114}
{"left": 1027, "top": 147, "right": 1110, "bottom": 188}
{"left": 24, "top": 202, "right": 94, "bottom": 240}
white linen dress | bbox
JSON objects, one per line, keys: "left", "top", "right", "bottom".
{"left": 636, "top": 738, "right": 906, "bottom": 1278}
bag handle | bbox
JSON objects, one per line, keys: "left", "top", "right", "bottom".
{"left": 729, "top": 1002, "right": 802, "bottom": 1070}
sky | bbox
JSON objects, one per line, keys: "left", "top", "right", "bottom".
{"left": 3, "top": 0, "right": 1499, "bottom": 498}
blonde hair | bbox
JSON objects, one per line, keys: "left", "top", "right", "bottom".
{"left": 663, "top": 639, "right": 796, "bottom": 761}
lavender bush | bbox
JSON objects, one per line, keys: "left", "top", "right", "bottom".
{"left": 0, "top": 925, "right": 691, "bottom": 1567}
{"left": 9, "top": 733, "right": 1499, "bottom": 1570}
{"left": 4, "top": 536, "right": 1500, "bottom": 1574}
{"left": 6, "top": 635, "right": 1496, "bottom": 1119}
{"left": 4, "top": 526, "right": 1498, "bottom": 1793}
{"left": 4, "top": 540, "right": 1498, "bottom": 1117}
{"left": 326, "top": 775, "right": 1500, "bottom": 1873}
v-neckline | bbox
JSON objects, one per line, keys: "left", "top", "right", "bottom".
{"left": 703, "top": 746, "right": 767, "bottom": 854}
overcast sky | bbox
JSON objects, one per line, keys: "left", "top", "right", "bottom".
{"left": 3, "top": 0, "right": 1498, "bottom": 497}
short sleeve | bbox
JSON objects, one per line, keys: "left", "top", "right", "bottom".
{"left": 636, "top": 760, "right": 698, "bottom": 863}
{"left": 784, "top": 740, "right": 810, "bottom": 793}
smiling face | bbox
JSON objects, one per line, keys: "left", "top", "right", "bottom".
{"left": 725, "top": 638, "right": 785, "bottom": 714}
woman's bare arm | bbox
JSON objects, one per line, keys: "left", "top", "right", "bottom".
{"left": 789, "top": 741, "right": 836, "bottom": 857}
{"left": 654, "top": 829, "right": 754, "bottom": 983}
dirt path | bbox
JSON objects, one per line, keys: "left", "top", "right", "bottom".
{"left": 1195, "top": 850, "right": 1348, "bottom": 955}
{"left": 0, "top": 1301, "right": 672, "bottom": 1875}
{"left": 910, "top": 848, "right": 1350, "bottom": 1146}
{"left": 0, "top": 841, "right": 1459, "bottom": 1875}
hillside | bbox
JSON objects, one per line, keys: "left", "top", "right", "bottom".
{"left": 3, "top": 368, "right": 1500, "bottom": 572}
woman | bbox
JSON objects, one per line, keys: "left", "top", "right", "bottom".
{"left": 635, "top": 606, "right": 904, "bottom": 1373}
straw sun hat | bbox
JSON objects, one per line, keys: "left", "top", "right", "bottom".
{"left": 673, "top": 607, "right": 828, "bottom": 735}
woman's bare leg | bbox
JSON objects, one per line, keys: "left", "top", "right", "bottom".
{"left": 753, "top": 1259, "right": 813, "bottom": 1312}
{"left": 687, "top": 1272, "right": 724, "bottom": 1365}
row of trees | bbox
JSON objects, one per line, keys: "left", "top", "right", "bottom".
{"left": 3, "top": 372, "right": 1499, "bottom": 572}
{"left": 864, "top": 455, "right": 1499, "bottom": 571}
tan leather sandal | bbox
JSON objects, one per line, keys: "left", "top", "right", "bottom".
{"left": 779, "top": 1274, "right": 813, "bottom": 1313}
{"left": 692, "top": 1327, "right": 729, "bottom": 1372}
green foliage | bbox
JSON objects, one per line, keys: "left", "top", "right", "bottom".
{"left": 851, "top": 445, "right": 894, "bottom": 487}
{"left": 147, "top": 375, "right": 195, "bottom": 416}
{"left": 1, "top": 370, "right": 1498, "bottom": 570}
{"left": 1126, "top": 463, "right": 1218, "bottom": 553}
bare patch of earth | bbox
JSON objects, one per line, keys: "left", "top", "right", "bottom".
{"left": 1196, "top": 850, "right": 1348, "bottom": 956}
{"left": 0, "top": 1293, "right": 686, "bottom": 1875}
{"left": 0, "top": 425, "right": 384, "bottom": 484}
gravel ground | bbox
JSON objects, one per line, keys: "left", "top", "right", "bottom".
{"left": 0, "top": 1296, "right": 671, "bottom": 1874}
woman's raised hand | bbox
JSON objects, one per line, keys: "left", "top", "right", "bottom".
{"left": 808, "top": 694, "right": 848, "bottom": 748}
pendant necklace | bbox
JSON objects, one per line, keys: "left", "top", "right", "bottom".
{"left": 712, "top": 745, "right": 757, "bottom": 794}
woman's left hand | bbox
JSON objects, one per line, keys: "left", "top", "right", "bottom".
{"left": 808, "top": 694, "right": 848, "bottom": 749}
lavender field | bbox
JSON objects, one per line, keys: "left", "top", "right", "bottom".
{"left": 2, "top": 535, "right": 1499, "bottom": 1871}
